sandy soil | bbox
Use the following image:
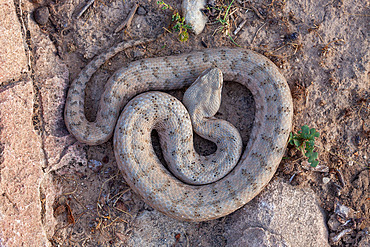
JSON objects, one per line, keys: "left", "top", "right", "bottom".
{"left": 23, "top": 0, "right": 368, "bottom": 246}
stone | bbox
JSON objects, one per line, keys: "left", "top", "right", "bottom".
{"left": 137, "top": 6, "right": 147, "bottom": 16}
{"left": 328, "top": 214, "right": 341, "bottom": 231}
{"left": 323, "top": 176, "right": 331, "bottom": 184}
{"left": 34, "top": 6, "right": 49, "bottom": 26}
{"left": 0, "top": 81, "right": 55, "bottom": 246}
{"left": 0, "top": 0, "right": 28, "bottom": 83}
{"left": 224, "top": 179, "right": 330, "bottom": 247}
{"left": 126, "top": 180, "right": 329, "bottom": 246}
{"left": 125, "top": 210, "right": 189, "bottom": 246}
{"left": 0, "top": 3, "right": 84, "bottom": 244}
{"left": 26, "top": 6, "right": 86, "bottom": 175}
{"left": 228, "top": 227, "right": 289, "bottom": 247}
{"left": 40, "top": 75, "right": 88, "bottom": 174}
{"left": 182, "top": 0, "right": 207, "bottom": 35}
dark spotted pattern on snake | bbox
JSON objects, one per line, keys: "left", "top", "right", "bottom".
{"left": 65, "top": 43, "right": 293, "bottom": 221}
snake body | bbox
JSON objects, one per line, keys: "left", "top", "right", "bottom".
{"left": 65, "top": 44, "right": 293, "bottom": 221}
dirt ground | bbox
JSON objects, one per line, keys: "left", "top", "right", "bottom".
{"left": 21, "top": 0, "right": 369, "bottom": 246}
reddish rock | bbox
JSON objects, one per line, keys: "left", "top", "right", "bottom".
{"left": 0, "top": 81, "right": 54, "bottom": 246}
{"left": 40, "top": 76, "right": 87, "bottom": 174}
{"left": 0, "top": 0, "right": 28, "bottom": 83}
{"left": 26, "top": 5, "right": 87, "bottom": 176}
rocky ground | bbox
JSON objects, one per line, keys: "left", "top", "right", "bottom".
{"left": 0, "top": 0, "right": 368, "bottom": 246}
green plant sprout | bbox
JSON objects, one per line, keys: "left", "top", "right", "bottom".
{"left": 156, "top": 1, "right": 192, "bottom": 42}
{"left": 172, "top": 12, "right": 192, "bottom": 42}
{"left": 289, "top": 125, "right": 320, "bottom": 167}
{"left": 220, "top": 0, "right": 234, "bottom": 26}
{"left": 206, "top": 0, "right": 240, "bottom": 46}
{"left": 157, "top": 0, "right": 172, "bottom": 10}
{"left": 210, "top": 0, "right": 234, "bottom": 35}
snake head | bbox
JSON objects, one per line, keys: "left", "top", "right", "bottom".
{"left": 183, "top": 68, "right": 223, "bottom": 120}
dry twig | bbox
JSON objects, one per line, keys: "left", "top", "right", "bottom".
{"left": 321, "top": 39, "right": 345, "bottom": 57}
{"left": 250, "top": 5, "right": 265, "bottom": 20}
{"left": 115, "top": 3, "right": 139, "bottom": 33}
{"left": 233, "top": 19, "right": 247, "bottom": 36}
{"left": 77, "top": 0, "right": 96, "bottom": 19}
{"left": 251, "top": 22, "right": 266, "bottom": 44}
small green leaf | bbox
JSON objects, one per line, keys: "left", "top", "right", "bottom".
{"left": 178, "top": 30, "right": 189, "bottom": 42}
{"left": 305, "top": 150, "right": 313, "bottom": 158}
{"left": 173, "top": 23, "right": 180, "bottom": 31}
{"left": 293, "top": 139, "right": 302, "bottom": 147}
{"left": 301, "top": 125, "right": 310, "bottom": 136}
{"left": 290, "top": 125, "right": 320, "bottom": 168}
{"left": 312, "top": 129, "right": 320, "bottom": 137}
{"left": 289, "top": 132, "right": 294, "bottom": 144}
{"left": 307, "top": 152, "right": 318, "bottom": 163}
{"left": 310, "top": 160, "right": 319, "bottom": 167}
{"left": 305, "top": 141, "right": 314, "bottom": 152}
{"left": 311, "top": 152, "right": 318, "bottom": 160}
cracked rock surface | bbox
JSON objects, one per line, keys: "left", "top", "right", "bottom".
{"left": 0, "top": 80, "right": 54, "bottom": 246}
{"left": 0, "top": 0, "right": 28, "bottom": 83}
{"left": 0, "top": 1, "right": 83, "bottom": 246}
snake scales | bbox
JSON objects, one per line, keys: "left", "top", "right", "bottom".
{"left": 65, "top": 39, "right": 293, "bottom": 221}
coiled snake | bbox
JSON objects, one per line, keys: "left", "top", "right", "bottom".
{"left": 65, "top": 40, "right": 293, "bottom": 221}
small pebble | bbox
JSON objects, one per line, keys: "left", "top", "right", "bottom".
{"left": 102, "top": 155, "right": 109, "bottom": 164}
{"left": 34, "top": 6, "right": 49, "bottom": 26}
{"left": 335, "top": 201, "right": 353, "bottom": 219}
{"left": 327, "top": 214, "right": 340, "bottom": 231}
{"left": 323, "top": 177, "right": 331, "bottom": 184}
{"left": 137, "top": 6, "right": 147, "bottom": 15}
